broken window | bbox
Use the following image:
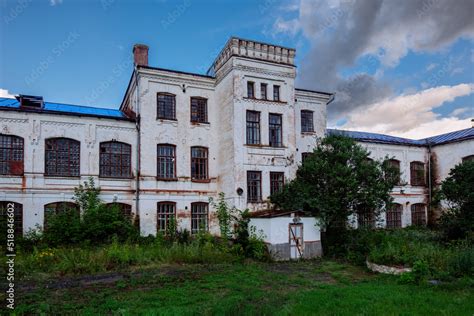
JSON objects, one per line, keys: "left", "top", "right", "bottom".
{"left": 0, "top": 201, "right": 23, "bottom": 236}
{"left": 411, "top": 203, "right": 426, "bottom": 226}
{"left": 246, "top": 110, "right": 261, "bottom": 145}
{"left": 260, "top": 83, "right": 267, "bottom": 100}
{"left": 157, "top": 144, "right": 176, "bottom": 180}
{"left": 270, "top": 172, "right": 284, "bottom": 196}
{"left": 357, "top": 204, "right": 376, "bottom": 228}
{"left": 386, "top": 203, "right": 402, "bottom": 228}
{"left": 100, "top": 141, "right": 131, "bottom": 178}
{"left": 301, "top": 110, "right": 314, "bottom": 133}
{"left": 190, "top": 97, "right": 208, "bottom": 123}
{"left": 273, "top": 85, "right": 280, "bottom": 101}
{"left": 157, "top": 202, "right": 176, "bottom": 234}
{"left": 410, "top": 161, "right": 425, "bottom": 186}
{"left": 157, "top": 93, "right": 176, "bottom": 120}
{"left": 44, "top": 202, "right": 79, "bottom": 229}
{"left": 0, "top": 134, "right": 24, "bottom": 176}
{"left": 269, "top": 113, "right": 283, "bottom": 147}
{"left": 191, "top": 146, "right": 208, "bottom": 180}
{"left": 45, "top": 138, "right": 80, "bottom": 177}
{"left": 191, "top": 202, "right": 208, "bottom": 234}
{"left": 247, "top": 81, "right": 255, "bottom": 98}
{"left": 247, "top": 171, "right": 262, "bottom": 202}
{"left": 106, "top": 202, "right": 132, "bottom": 220}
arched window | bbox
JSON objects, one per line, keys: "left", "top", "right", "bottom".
{"left": 411, "top": 203, "right": 426, "bottom": 226}
{"left": 0, "top": 201, "right": 23, "bottom": 236}
{"left": 357, "top": 204, "right": 375, "bottom": 228}
{"left": 0, "top": 134, "right": 24, "bottom": 175}
{"left": 45, "top": 138, "right": 80, "bottom": 177}
{"left": 386, "top": 159, "right": 401, "bottom": 184}
{"left": 157, "top": 202, "right": 176, "bottom": 234}
{"left": 106, "top": 203, "right": 132, "bottom": 220}
{"left": 44, "top": 202, "right": 79, "bottom": 228}
{"left": 157, "top": 93, "right": 176, "bottom": 120}
{"left": 462, "top": 155, "right": 474, "bottom": 163}
{"left": 386, "top": 203, "right": 402, "bottom": 228}
{"left": 100, "top": 141, "right": 132, "bottom": 178}
{"left": 191, "top": 202, "right": 208, "bottom": 234}
{"left": 191, "top": 146, "right": 208, "bottom": 180}
{"left": 410, "top": 161, "right": 425, "bottom": 186}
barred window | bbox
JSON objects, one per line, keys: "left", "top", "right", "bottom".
{"left": 106, "top": 202, "right": 132, "bottom": 220}
{"left": 157, "top": 144, "right": 176, "bottom": 180}
{"left": 301, "top": 110, "right": 314, "bottom": 133}
{"left": 99, "top": 141, "right": 131, "bottom": 178}
{"left": 386, "top": 203, "right": 402, "bottom": 228}
{"left": 191, "top": 202, "right": 208, "bottom": 234}
{"left": 270, "top": 172, "right": 284, "bottom": 196}
{"left": 191, "top": 146, "right": 208, "bottom": 180}
{"left": 301, "top": 152, "right": 313, "bottom": 164}
{"left": 157, "top": 93, "right": 176, "bottom": 120}
{"left": 260, "top": 83, "right": 267, "bottom": 100}
{"left": 410, "top": 161, "right": 425, "bottom": 186}
{"left": 247, "top": 81, "right": 255, "bottom": 98}
{"left": 45, "top": 138, "right": 80, "bottom": 177}
{"left": 386, "top": 159, "right": 401, "bottom": 184}
{"left": 157, "top": 202, "right": 176, "bottom": 234}
{"left": 247, "top": 171, "right": 262, "bottom": 203}
{"left": 269, "top": 113, "right": 283, "bottom": 147}
{"left": 462, "top": 155, "right": 474, "bottom": 163}
{"left": 357, "top": 204, "right": 375, "bottom": 228}
{"left": 44, "top": 202, "right": 79, "bottom": 229}
{"left": 411, "top": 203, "right": 426, "bottom": 226}
{"left": 190, "top": 97, "right": 208, "bottom": 123}
{"left": 0, "top": 134, "right": 24, "bottom": 175}
{"left": 0, "top": 201, "right": 23, "bottom": 236}
{"left": 273, "top": 85, "right": 280, "bottom": 101}
{"left": 246, "top": 111, "right": 260, "bottom": 145}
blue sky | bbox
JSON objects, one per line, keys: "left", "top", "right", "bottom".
{"left": 1, "top": 0, "right": 473, "bottom": 138}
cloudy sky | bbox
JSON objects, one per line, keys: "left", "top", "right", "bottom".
{"left": 1, "top": 0, "right": 473, "bottom": 139}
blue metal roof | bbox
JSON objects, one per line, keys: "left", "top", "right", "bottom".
{"left": 0, "top": 97, "right": 128, "bottom": 120}
{"left": 327, "top": 128, "right": 474, "bottom": 146}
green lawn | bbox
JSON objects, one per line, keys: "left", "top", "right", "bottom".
{"left": 9, "top": 260, "right": 474, "bottom": 315}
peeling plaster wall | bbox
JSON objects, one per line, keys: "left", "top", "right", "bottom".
{"left": 431, "top": 139, "right": 474, "bottom": 185}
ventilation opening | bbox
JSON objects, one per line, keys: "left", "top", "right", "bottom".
{"left": 16, "top": 95, "right": 44, "bottom": 109}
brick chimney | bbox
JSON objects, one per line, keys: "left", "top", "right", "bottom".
{"left": 133, "top": 44, "right": 149, "bottom": 67}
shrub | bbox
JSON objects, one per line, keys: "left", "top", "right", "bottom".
{"left": 43, "top": 208, "right": 83, "bottom": 246}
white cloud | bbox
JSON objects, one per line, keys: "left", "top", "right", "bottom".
{"left": 49, "top": 0, "right": 63, "bottom": 6}
{"left": 272, "top": 17, "right": 301, "bottom": 37}
{"left": 342, "top": 83, "right": 474, "bottom": 138}
{"left": 0, "top": 89, "right": 15, "bottom": 99}
{"left": 450, "top": 67, "right": 464, "bottom": 76}
{"left": 426, "top": 63, "right": 438, "bottom": 71}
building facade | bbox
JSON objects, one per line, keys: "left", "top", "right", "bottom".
{"left": 0, "top": 37, "right": 473, "bottom": 238}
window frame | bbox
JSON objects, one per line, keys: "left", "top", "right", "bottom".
{"left": 0, "top": 134, "right": 24, "bottom": 176}
{"left": 247, "top": 81, "right": 255, "bottom": 99}
{"left": 99, "top": 141, "right": 132, "bottom": 179}
{"left": 273, "top": 85, "right": 280, "bottom": 101}
{"left": 387, "top": 159, "right": 401, "bottom": 185}
{"left": 106, "top": 202, "right": 133, "bottom": 221}
{"left": 300, "top": 110, "right": 314, "bottom": 133}
{"left": 269, "top": 113, "right": 283, "bottom": 147}
{"left": 157, "top": 92, "right": 177, "bottom": 120}
{"left": 157, "top": 201, "right": 176, "bottom": 234}
{"left": 246, "top": 110, "right": 261, "bottom": 145}
{"left": 44, "top": 137, "right": 80, "bottom": 177}
{"left": 357, "top": 204, "right": 376, "bottom": 228}
{"left": 260, "top": 83, "right": 267, "bottom": 100}
{"left": 191, "top": 146, "right": 209, "bottom": 181}
{"left": 247, "top": 171, "right": 262, "bottom": 203}
{"left": 411, "top": 203, "right": 426, "bottom": 226}
{"left": 44, "top": 202, "right": 79, "bottom": 229}
{"left": 190, "top": 97, "right": 208, "bottom": 124}
{"left": 270, "top": 172, "right": 285, "bottom": 196}
{"left": 191, "top": 202, "right": 208, "bottom": 234}
{"left": 410, "top": 161, "right": 426, "bottom": 186}
{"left": 157, "top": 144, "right": 177, "bottom": 180}
{"left": 386, "top": 203, "right": 402, "bottom": 228}
{"left": 0, "top": 201, "right": 23, "bottom": 236}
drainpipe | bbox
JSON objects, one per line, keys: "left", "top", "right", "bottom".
{"left": 427, "top": 140, "right": 432, "bottom": 226}
{"left": 134, "top": 67, "right": 141, "bottom": 231}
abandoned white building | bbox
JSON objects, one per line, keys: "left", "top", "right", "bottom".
{"left": 1, "top": 37, "right": 473, "bottom": 259}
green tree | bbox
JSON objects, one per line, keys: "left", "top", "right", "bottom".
{"left": 438, "top": 160, "right": 474, "bottom": 240}
{"left": 270, "top": 134, "right": 398, "bottom": 254}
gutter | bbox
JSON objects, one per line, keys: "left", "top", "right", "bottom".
{"left": 327, "top": 93, "right": 336, "bottom": 105}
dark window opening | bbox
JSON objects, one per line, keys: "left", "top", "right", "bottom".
{"left": 411, "top": 203, "right": 426, "bottom": 226}
{"left": 157, "top": 144, "right": 176, "bottom": 179}
{"left": 269, "top": 113, "right": 283, "bottom": 147}
{"left": 157, "top": 202, "right": 176, "bottom": 234}
{"left": 190, "top": 97, "right": 208, "bottom": 123}
{"left": 386, "top": 203, "right": 402, "bottom": 228}
{"left": 246, "top": 111, "right": 261, "bottom": 145}
{"left": 273, "top": 85, "right": 280, "bottom": 101}
{"left": 106, "top": 203, "right": 132, "bottom": 220}
{"left": 260, "top": 83, "right": 267, "bottom": 100}
{"left": 301, "top": 110, "right": 314, "bottom": 133}
{"left": 191, "top": 146, "right": 208, "bottom": 180}
{"left": 100, "top": 141, "right": 131, "bottom": 178}
{"left": 410, "top": 161, "right": 425, "bottom": 186}
{"left": 270, "top": 172, "right": 284, "bottom": 196}
{"left": 157, "top": 93, "right": 176, "bottom": 120}
{"left": 191, "top": 202, "right": 208, "bottom": 234}
{"left": 386, "top": 159, "right": 401, "bottom": 184}
{"left": 247, "top": 81, "right": 255, "bottom": 98}
{"left": 45, "top": 138, "right": 80, "bottom": 177}
{"left": 0, "top": 134, "right": 24, "bottom": 176}
{"left": 357, "top": 204, "right": 375, "bottom": 228}
{"left": 0, "top": 201, "right": 23, "bottom": 236}
{"left": 247, "top": 171, "right": 262, "bottom": 203}
{"left": 44, "top": 202, "right": 79, "bottom": 229}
